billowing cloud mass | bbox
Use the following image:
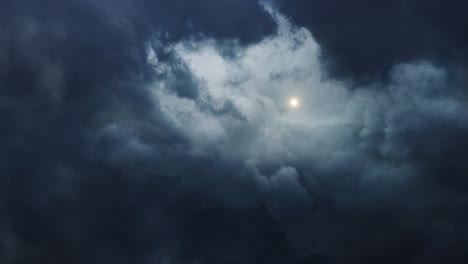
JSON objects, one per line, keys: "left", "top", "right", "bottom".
{"left": 1, "top": 0, "right": 468, "bottom": 263}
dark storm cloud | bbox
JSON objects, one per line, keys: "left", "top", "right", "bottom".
{"left": 2, "top": 0, "right": 468, "bottom": 264}
{"left": 0, "top": 0, "right": 281, "bottom": 263}
{"left": 277, "top": 0, "right": 468, "bottom": 83}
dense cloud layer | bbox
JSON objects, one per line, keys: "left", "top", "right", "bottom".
{"left": 277, "top": 0, "right": 468, "bottom": 83}
{"left": 1, "top": 0, "right": 468, "bottom": 263}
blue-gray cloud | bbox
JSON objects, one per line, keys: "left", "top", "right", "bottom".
{"left": 1, "top": 1, "right": 468, "bottom": 264}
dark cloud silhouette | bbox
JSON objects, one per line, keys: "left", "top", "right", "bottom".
{"left": 1, "top": 0, "right": 468, "bottom": 264}
{"left": 277, "top": 0, "right": 468, "bottom": 83}
{"left": 0, "top": 0, "right": 277, "bottom": 263}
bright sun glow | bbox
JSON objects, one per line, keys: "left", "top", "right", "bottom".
{"left": 289, "top": 97, "right": 300, "bottom": 108}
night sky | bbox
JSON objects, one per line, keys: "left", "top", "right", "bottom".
{"left": 1, "top": 0, "right": 468, "bottom": 263}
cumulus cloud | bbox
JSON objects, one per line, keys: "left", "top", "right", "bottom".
{"left": 150, "top": 9, "right": 468, "bottom": 262}
{"left": 1, "top": 0, "right": 468, "bottom": 263}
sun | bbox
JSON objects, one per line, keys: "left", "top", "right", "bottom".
{"left": 289, "top": 97, "right": 300, "bottom": 108}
